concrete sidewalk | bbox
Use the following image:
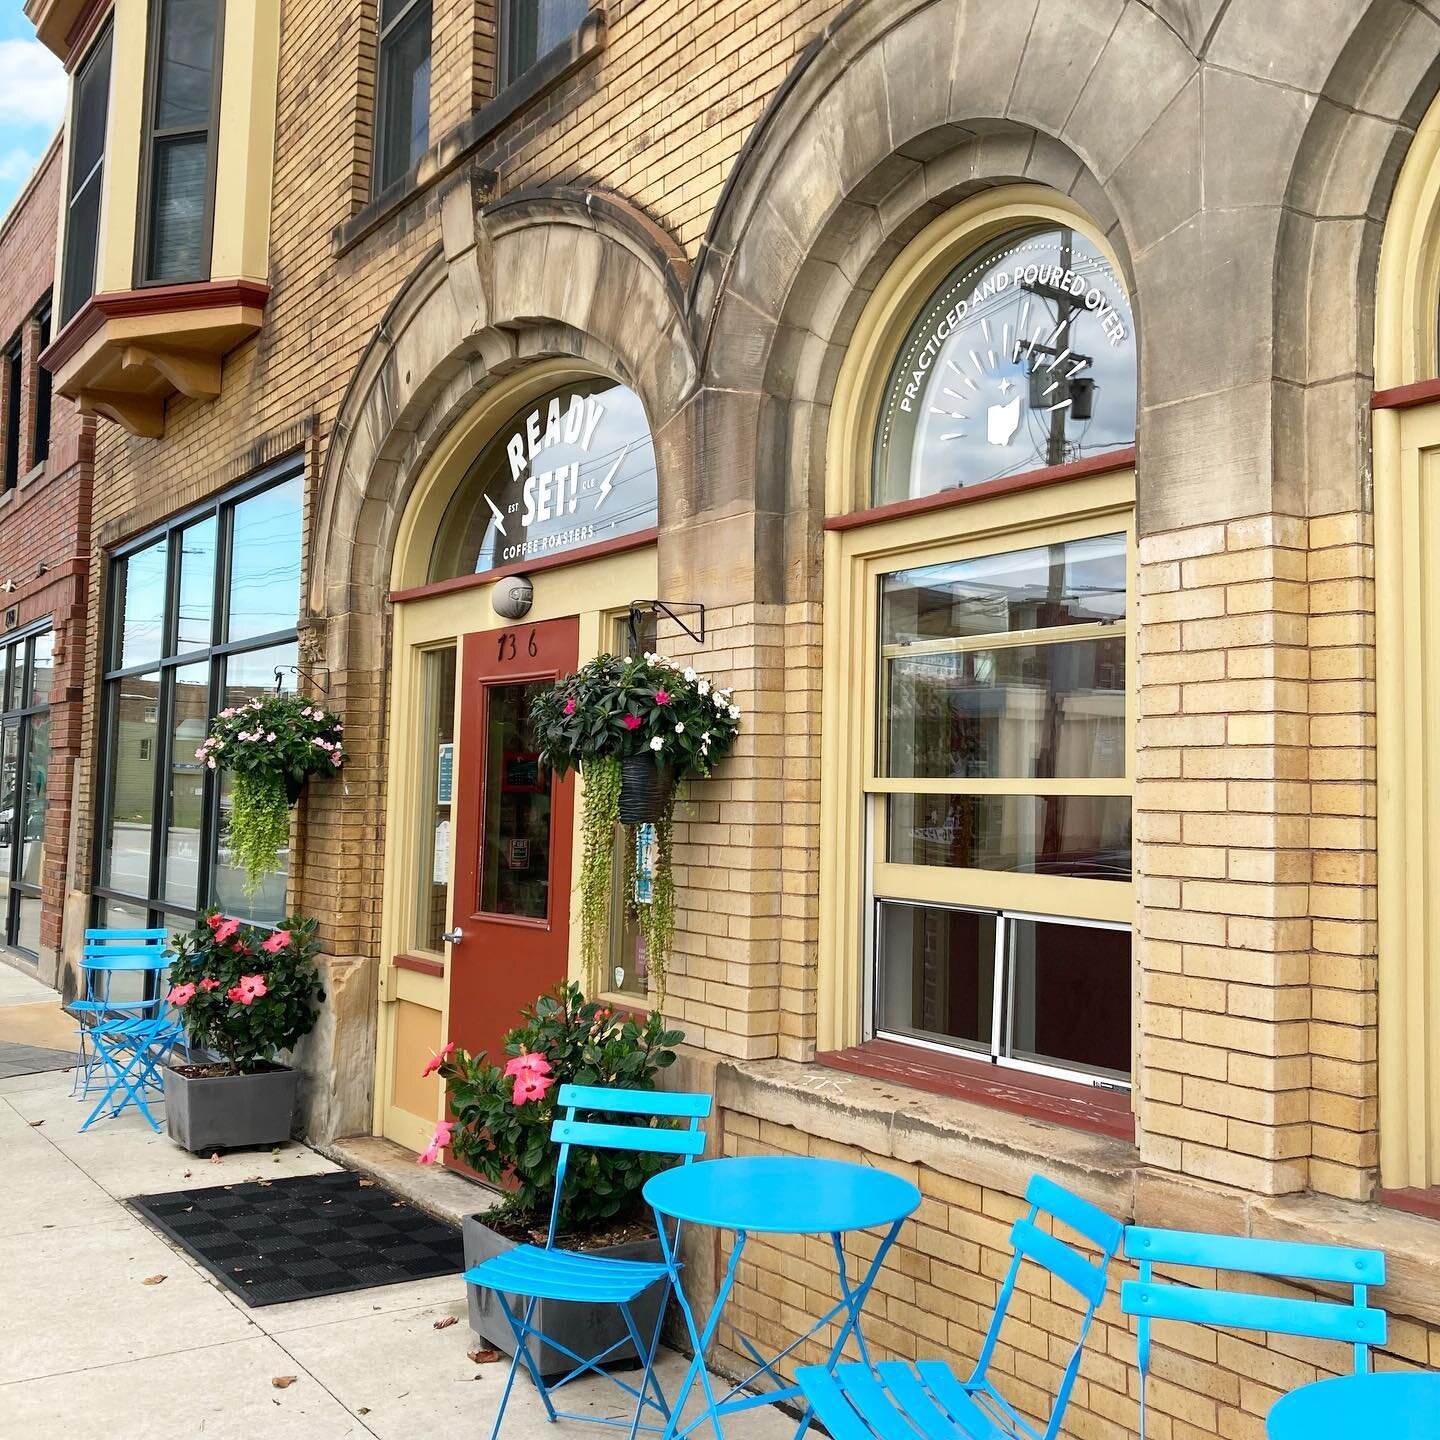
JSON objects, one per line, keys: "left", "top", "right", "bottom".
{"left": 0, "top": 966, "right": 802, "bottom": 1440}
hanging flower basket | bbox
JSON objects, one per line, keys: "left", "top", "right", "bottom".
{"left": 531, "top": 652, "right": 742, "bottom": 998}
{"left": 618, "top": 753, "right": 673, "bottom": 824}
{"left": 197, "top": 695, "right": 347, "bottom": 897}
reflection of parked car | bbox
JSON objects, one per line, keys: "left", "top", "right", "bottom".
{"left": 0, "top": 807, "right": 12, "bottom": 847}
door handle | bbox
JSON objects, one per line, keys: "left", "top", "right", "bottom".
{"left": 442, "top": 928, "right": 464, "bottom": 945}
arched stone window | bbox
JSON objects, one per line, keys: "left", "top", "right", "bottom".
{"left": 873, "top": 223, "right": 1136, "bottom": 506}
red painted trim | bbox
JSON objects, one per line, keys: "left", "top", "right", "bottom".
{"left": 393, "top": 953, "right": 445, "bottom": 978}
{"left": 1371, "top": 377, "right": 1440, "bottom": 411}
{"left": 824, "top": 447, "right": 1138, "bottom": 533}
{"left": 817, "top": 1038, "right": 1136, "bottom": 1143}
{"left": 1380, "top": 1186, "right": 1440, "bottom": 1222}
{"left": 63, "top": 0, "right": 110, "bottom": 70}
{"left": 41, "top": 280, "right": 272, "bottom": 372}
{"left": 389, "top": 527, "right": 659, "bottom": 604}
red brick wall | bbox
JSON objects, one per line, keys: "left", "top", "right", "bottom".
{"left": 0, "top": 132, "right": 95, "bottom": 966}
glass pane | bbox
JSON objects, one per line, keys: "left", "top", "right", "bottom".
{"left": 154, "top": 0, "right": 219, "bottom": 129}
{"left": 375, "top": 1, "right": 431, "bottom": 193}
{"left": 228, "top": 477, "right": 302, "bottom": 642}
{"left": 116, "top": 540, "right": 169, "bottom": 668}
{"left": 413, "top": 647, "right": 457, "bottom": 953}
{"left": 607, "top": 615, "right": 651, "bottom": 996}
{"left": 1007, "top": 918, "right": 1130, "bottom": 1079}
{"left": 884, "top": 637, "right": 1126, "bottom": 780}
{"left": 211, "top": 658, "right": 295, "bottom": 924}
{"left": 96, "top": 899, "right": 151, "bottom": 1003}
{"left": 478, "top": 682, "right": 551, "bottom": 919}
{"left": 62, "top": 27, "right": 111, "bottom": 323}
{"left": 886, "top": 794, "right": 1131, "bottom": 880}
{"left": 0, "top": 648, "right": 12, "bottom": 714}
{"left": 876, "top": 901, "right": 995, "bottom": 1053}
{"left": 28, "top": 632, "right": 53, "bottom": 710}
{"left": 70, "top": 27, "right": 113, "bottom": 182}
{"left": 101, "top": 674, "right": 161, "bottom": 896}
{"left": 504, "top": 0, "right": 586, "bottom": 80}
{"left": 61, "top": 169, "right": 103, "bottom": 325}
{"left": 19, "top": 712, "right": 49, "bottom": 889}
{"left": 881, "top": 535, "right": 1126, "bottom": 647}
{"left": 164, "top": 662, "right": 209, "bottom": 908}
{"left": 175, "top": 516, "right": 217, "bottom": 653}
{"left": 14, "top": 893, "right": 41, "bottom": 956}
{"left": 0, "top": 722, "right": 16, "bottom": 903}
{"left": 429, "top": 379, "right": 659, "bottom": 581}
{"left": 873, "top": 224, "right": 1136, "bottom": 504}
{"left": 147, "top": 134, "right": 209, "bottom": 283}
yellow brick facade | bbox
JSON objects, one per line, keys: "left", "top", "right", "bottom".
{"left": 32, "top": 0, "right": 1440, "bottom": 1435}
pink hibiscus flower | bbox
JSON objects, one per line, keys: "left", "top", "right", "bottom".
{"left": 167, "top": 982, "right": 197, "bottom": 1007}
{"left": 229, "top": 974, "right": 268, "bottom": 1006}
{"left": 563, "top": 697, "right": 577, "bottom": 716}
{"left": 421, "top": 1041, "right": 455, "bottom": 1078}
{"left": 504, "top": 1051, "right": 554, "bottom": 1106}
{"left": 417, "top": 1119, "right": 455, "bottom": 1166}
{"left": 199, "top": 978, "right": 222, "bottom": 992}
{"left": 622, "top": 714, "right": 642, "bottom": 730}
{"left": 214, "top": 917, "right": 241, "bottom": 944}
{"left": 205, "top": 913, "right": 224, "bottom": 931}
{"left": 261, "top": 929, "right": 292, "bottom": 954}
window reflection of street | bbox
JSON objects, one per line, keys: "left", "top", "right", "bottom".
{"left": 0, "top": 628, "right": 54, "bottom": 957}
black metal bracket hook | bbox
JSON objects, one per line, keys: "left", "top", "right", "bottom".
{"left": 275, "top": 664, "right": 331, "bottom": 695}
{"left": 627, "top": 600, "right": 706, "bottom": 652}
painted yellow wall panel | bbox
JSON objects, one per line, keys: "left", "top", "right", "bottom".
{"left": 391, "top": 998, "right": 443, "bottom": 1120}
{"left": 95, "top": 0, "right": 146, "bottom": 294}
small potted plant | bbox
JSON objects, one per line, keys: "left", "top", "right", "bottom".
{"left": 161, "top": 912, "right": 326, "bottom": 1152}
{"left": 531, "top": 653, "right": 741, "bottom": 996}
{"left": 423, "top": 982, "right": 684, "bottom": 1373}
{"left": 196, "top": 695, "right": 347, "bottom": 897}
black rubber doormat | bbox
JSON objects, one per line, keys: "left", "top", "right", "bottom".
{"left": 129, "top": 1170, "right": 464, "bottom": 1306}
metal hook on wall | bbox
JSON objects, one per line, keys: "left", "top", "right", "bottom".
{"left": 274, "top": 664, "right": 331, "bottom": 695}
{"left": 626, "top": 600, "right": 706, "bottom": 654}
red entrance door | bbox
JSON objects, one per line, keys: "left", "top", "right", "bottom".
{"left": 447, "top": 617, "right": 578, "bottom": 1066}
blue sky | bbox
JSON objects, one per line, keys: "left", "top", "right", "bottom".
{"left": 0, "top": 0, "right": 66, "bottom": 226}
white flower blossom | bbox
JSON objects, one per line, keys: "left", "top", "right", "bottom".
{"left": 649, "top": 737, "right": 664, "bottom": 751}
{"left": 683, "top": 667, "right": 696, "bottom": 682}
{"left": 728, "top": 705, "right": 741, "bottom": 720}
{"left": 675, "top": 722, "right": 685, "bottom": 734}
{"left": 698, "top": 680, "right": 710, "bottom": 696}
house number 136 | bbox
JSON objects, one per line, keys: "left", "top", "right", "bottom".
{"left": 496, "top": 629, "right": 538, "bottom": 662}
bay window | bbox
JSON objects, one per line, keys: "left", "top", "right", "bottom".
{"left": 60, "top": 21, "right": 113, "bottom": 324}
{"left": 95, "top": 464, "right": 303, "bottom": 931}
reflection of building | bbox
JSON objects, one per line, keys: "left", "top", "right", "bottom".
{"left": 23, "top": 0, "right": 1440, "bottom": 1425}
{"left": 0, "top": 133, "right": 92, "bottom": 978}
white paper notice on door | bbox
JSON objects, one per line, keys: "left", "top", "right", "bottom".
{"left": 433, "top": 819, "right": 450, "bottom": 885}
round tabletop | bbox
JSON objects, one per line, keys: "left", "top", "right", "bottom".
{"left": 643, "top": 1156, "right": 921, "bottom": 1235}
{"left": 1267, "top": 1372, "right": 1440, "bottom": 1439}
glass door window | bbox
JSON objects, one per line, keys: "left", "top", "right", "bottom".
{"left": 478, "top": 682, "right": 552, "bottom": 920}
{"left": 413, "top": 646, "right": 457, "bottom": 954}
{"left": 0, "top": 627, "right": 54, "bottom": 957}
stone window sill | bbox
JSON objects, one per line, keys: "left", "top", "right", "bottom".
{"left": 334, "top": 13, "right": 606, "bottom": 257}
{"left": 716, "top": 1055, "right": 1138, "bottom": 1221}
{"left": 819, "top": 1039, "right": 1135, "bottom": 1142}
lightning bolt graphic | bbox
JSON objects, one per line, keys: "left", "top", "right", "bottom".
{"left": 595, "top": 441, "right": 631, "bottom": 511}
{"left": 484, "top": 494, "right": 507, "bottom": 535}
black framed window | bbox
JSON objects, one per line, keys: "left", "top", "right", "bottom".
{"left": 138, "top": 0, "right": 224, "bottom": 285}
{"left": 60, "top": 22, "right": 114, "bottom": 325}
{"left": 0, "top": 626, "right": 55, "bottom": 957}
{"left": 2, "top": 332, "right": 20, "bottom": 491}
{"left": 373, "top": 0, "right": 432, "bottom": 196}
{"left": 95, "top": 463, "right": 303, "bottom": 932}
{"left": 32, "top": 299, "right": 51, "bottom": 469}
{"left": 500, "top": 0, "right": 587, "bottom": 86}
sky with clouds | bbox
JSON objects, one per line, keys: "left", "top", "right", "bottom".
{"left": 0, "top": 2, "right": 66, "bottom": 227}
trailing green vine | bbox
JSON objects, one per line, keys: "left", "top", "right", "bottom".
{"left": 229, "top": 770, "right": 293, "bottom": 898}
{"left": 577, "top": 756, "right": 621, "bottom": 990}
{"left": 635, "top": 809, "right": 676, "bottom": 1002}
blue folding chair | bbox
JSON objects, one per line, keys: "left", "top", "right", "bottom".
{"left": 465, "top": 1083, "right": 711, "bottom": 1440}
{"left": 1122, "top": 1227, "right": 1387, "bottom": 1436}
{"left": 70, "top": 927, "right": 183, "bottom": 1132}
{"left": 796, "top": 1174, "right": 1124, "bottom": 1440}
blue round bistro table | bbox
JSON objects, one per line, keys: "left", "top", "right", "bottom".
{"left": 1267, "top": 1372, "right": 1440, "bottom": 1439}
{"left": 644, "top": 1155, "right": 921, "bottom": 1440}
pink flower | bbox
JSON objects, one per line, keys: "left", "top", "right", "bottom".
{"left": 168, "top": 982, "right": 196, "bottom": 1006}
{"left": 330, "top": 752, "right": 342, "bottom": 765}
{"left": 417, "top": 1120, "right": 455, "bottom": 1166}
{"left": 421, "top": 1041, "right": 455, "bottom": 1078}
{"left": 654, "top": 690, "right": 671, "bottom": 705}
{"left": 563, "top": 697, "right": 577, "bottom": 716}
{"left": 622, "top": 714, "right": 642, "bottom": 730}
{"left": 205, "top": 913, "right": 224, "bottom": 931}
{"left": 214, "top": 917, "right": 241, "bottom": 944}
{"left": 504, "top": 1051, "right": 554, "bottom": 1106}
{"left": 229, "top": 974, "right": 268, "bottom": 1006}
{"left": 261, "top": 929, "right": 292, "bottom": 954}
{"left": 199, "top": 978, "right": 221, "bottom": 992}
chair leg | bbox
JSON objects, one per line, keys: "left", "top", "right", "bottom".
{"left": 619, "top": 1298, "right": 670, "bottom": 1440}
{"left": 489, "top": 1293, "right": 557, "bottom": 1440}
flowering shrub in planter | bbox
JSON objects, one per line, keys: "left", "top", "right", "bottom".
{"left": 197, "top": 695, "right": 347, "bottom": 896}
{"left": 530, "top": 653, "right": 741, "bottom": 996}
{"left": 421, "top": 981, "right": 683, "bottom": 1230}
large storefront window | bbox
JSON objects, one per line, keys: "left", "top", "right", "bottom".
{"left": 96, "top": 466, "right": 302, "bottom": 930}
{"left": 873, "top": 224, "right": 1136, "bottom": 505}
{"left": 0, "top": 627, "right": 54, "bottom": 956}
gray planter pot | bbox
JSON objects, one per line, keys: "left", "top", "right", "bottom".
{"left": 162, "top": 1064, "right": 300, "bottom": 1153}
{"left": 464, "top": 1215, "right": 668, "bottom": 1377}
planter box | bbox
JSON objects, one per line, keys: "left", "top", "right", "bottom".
{"left": 162, "top": 1064, "right": 300, "bottom": 1153}
{"left": 464, "top": 1215, "right": 668, "bottom": 1377}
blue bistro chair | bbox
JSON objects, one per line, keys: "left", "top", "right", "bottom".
{"left": 70, "top": 927, "right": 184, "bottom": 1132}
{"left": 1122, "top": 1227, "right": 1387, "bottom": 1437}
{"left": 796, "top": 1174, "right": 1125, "bottom": 1440}
{"left": 465, "top": 1083, "right": 712, "bottom": 1440}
